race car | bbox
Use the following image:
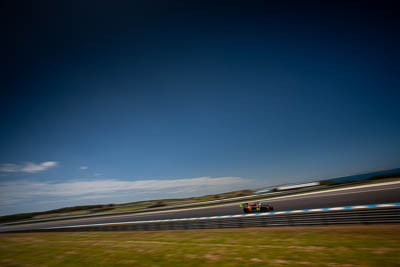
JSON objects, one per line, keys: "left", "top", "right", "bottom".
{"left": 240, "top": 201, "right": 274, "bottom": 213}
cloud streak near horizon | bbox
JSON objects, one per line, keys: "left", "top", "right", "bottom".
{"left": 0, "top": 161, "right": 58, "bottom": 173}
{"left": 0, "top": 176, "right": 249, "bottom": 211}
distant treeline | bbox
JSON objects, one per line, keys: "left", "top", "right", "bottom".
{"left": 320, "top": 173, "right": 399, "bottom": 186}
{"left": 0, "top": 204, "right": 116, "bottom": 224}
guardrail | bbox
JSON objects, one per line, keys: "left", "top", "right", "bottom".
{"left": 5, "top": 203, "right": 400, "bottom": 233}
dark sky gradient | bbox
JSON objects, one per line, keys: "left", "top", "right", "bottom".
{"left": 1, "top": 1, "right": 399, "bottom": 214}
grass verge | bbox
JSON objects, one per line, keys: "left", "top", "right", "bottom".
{"left": 0, "top": 225, "right": 399, "bottom": 266}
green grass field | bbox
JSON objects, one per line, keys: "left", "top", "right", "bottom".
{"left": 1, "top": 225, "right": 399, "bottom": 266}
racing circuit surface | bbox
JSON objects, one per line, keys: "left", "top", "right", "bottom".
{"left": 1, "top": 182, "right": 400, "bottom": 232}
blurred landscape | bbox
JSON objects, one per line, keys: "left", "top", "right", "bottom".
{"left": 2, "top": 169, "right": 398, "bottom": 224}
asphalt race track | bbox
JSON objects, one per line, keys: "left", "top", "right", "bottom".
{"left": 1, "top": 183, "right": 400, "bottom": 232}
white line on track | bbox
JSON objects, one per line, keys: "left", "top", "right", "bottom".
{"left": 264, "top": 185, "right": 400, "bottom": 203}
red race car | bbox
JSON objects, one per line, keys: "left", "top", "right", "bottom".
{"left": 240, "top": 201, "right": 274, "bottom": 213}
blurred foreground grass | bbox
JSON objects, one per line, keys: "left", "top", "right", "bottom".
{"left": 0, "top": 225, "right": 399, "bottom": 266}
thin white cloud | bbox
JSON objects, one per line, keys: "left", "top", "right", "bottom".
{"left": 0, "top": 161, "right": 58, "bottom": 173}
{"left": 0, "top": 176, "right": 248, "bottom": 202}
{"left": 76, "top": 194, "right": 110, "bottom": 200}
{"left": 80, "top": 166, "right": 88, "bottom": 170}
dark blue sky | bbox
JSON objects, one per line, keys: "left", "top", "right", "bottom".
{"left": 1, "top": 1, "right": 399, "bottom": 215}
